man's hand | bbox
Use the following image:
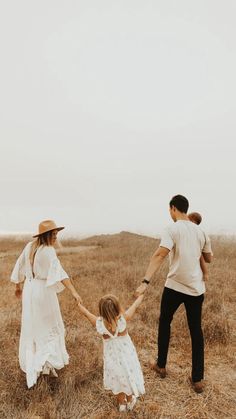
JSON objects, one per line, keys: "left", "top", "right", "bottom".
{"left": 135, "top": 246, "right": 169, "bottom": 298}
{"left": 135, "top": 282, "right": 148, "bottom": 297}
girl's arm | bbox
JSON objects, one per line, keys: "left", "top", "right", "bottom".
{"left": 78, "top": 303, "right": 97, "bottom": 327}
{"left": 124, "top": 294, "right": 144, "bottom": 321}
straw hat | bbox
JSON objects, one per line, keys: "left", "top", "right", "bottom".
{"left": 33, "top": 220, "right": 65, "bottom": 238}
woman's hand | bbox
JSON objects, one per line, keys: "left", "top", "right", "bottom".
{"left": 61, "top": 278, "right": 83, "bottom": 303}
{"left": 72, "top": 291, "right": 83, "bottom": 304}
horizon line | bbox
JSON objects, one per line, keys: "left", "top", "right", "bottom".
{"left": 0, "top": 229, "right": 236, "bottom": 239}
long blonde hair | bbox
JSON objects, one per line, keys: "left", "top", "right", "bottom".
{"left": 29, "top": 231, "right": 54, "bottom": 265}
{"left": 99, "top": 294, "right": 122, "bottom": 326}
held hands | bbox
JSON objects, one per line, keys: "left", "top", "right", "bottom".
{"left": 135, "top": 282, "right": 148, "bottom": 297}
{"left": 137, "top": 293, "right": 144, "bottom": 303}
{"left": 72, "top": 291, "right": 83, "bottom": 304}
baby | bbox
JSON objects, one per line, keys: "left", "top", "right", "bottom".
{"left": 188, "top": 212, "right": 209, "bottom": 281}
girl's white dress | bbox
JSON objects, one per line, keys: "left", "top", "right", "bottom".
{"left": 11, "top": 242, "right": 69, "bottom": 388}
{"left": 96, "top": 315, "right": 145, "bottom": 397}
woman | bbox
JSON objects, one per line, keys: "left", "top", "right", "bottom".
{"left": 11, "top": 219, "right": 82, "bottom": 388}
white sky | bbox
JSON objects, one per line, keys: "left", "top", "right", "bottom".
{"left": 0, "top": 1, "right": 236, "bottom": 236}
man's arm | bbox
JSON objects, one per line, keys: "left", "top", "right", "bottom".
{"left": 135, "top": 246, "right": 170, "bottom": 296}
{"left": 202, "top": 231, "right": 213, "bottom": 264}
{"left": 200, "top": 255, "right": 209, "bottom": 281}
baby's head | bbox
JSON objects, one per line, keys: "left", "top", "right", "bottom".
{"left": 188, "top": 212, "right": 202, "bottom": 225}
{"left": 99, "top": 294, "right": 122, "bottom": 324}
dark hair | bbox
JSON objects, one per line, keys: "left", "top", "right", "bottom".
{"left": 188, "top": 212, "right": 202, "bottom": 225}
{"left": 169, "top": 195, "right": 189, "bottom": 213}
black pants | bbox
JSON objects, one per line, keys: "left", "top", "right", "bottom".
{"left": 157, "top": 287, "right": 204, "bottom": 382}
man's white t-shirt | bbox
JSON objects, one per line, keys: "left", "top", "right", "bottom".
{"left": 160, "top": 220, "right": 212, "bottom": 296}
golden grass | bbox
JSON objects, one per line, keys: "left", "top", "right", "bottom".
{"left": 0, "top": 232, "right": 235, "bottom": 418}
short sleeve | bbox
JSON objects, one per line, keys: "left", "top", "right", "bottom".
{"left": 96, "top": 317, "right": 106, "bottom": 335}
{"left": 160, "top": 227, "right": 174, "bottom": 251}
{"left": 117, "top": 315, "right": 127, "bottom": 332}
{"left": 202, "top": 233, "right": 213, "bottom": 255}
{"left": 10, "top": 244, "right": 29, "bottom": 284}
{"left": 46, "top": 251, "right": 69, "bottom": 293}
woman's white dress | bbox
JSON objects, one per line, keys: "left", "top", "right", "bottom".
{"left": 96, "top": 315, "right": 145, "bottom": 397}
{"left": 11, "top": 242, "right": 69, "bottom": 388}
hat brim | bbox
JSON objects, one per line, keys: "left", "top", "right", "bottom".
{"left": 33, "top": 226, "right": 65, "bottom": 238}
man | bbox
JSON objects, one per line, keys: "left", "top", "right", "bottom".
{"left": 136, "top": 195, "right": 212, "bottom": 393}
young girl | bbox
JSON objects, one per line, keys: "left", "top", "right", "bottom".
{"left": 77, "top": 294, "right": 145, "bottom": 412}
{"left": 188, "top": 212, "right": 209, "bottom": 281}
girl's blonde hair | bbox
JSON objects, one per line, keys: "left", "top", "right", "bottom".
{"left": 99, "top": 294, "right": 122, "bottom": 325}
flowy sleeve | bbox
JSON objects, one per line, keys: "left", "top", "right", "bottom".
{"left": 46, "top": 249, "right": 69, "bottom": 293}
{"left": 96, "top": 317, "right": 106, "bottom": 335}
{"left": 117, "top": 315, "right": 127, "bottom": 332}
{"left": 10, "top": 244, "right": 28, "bottom": 283}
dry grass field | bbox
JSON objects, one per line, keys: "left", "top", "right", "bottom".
{"left": 0, "top": 232, "right": 235, "bottom": 418}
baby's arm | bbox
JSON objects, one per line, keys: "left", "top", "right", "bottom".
{"left": 124, "top": 294, "right": 144, "bottom": 321}
{"left": 78, "top": 303, "right": 97, "bottom": 326}
{"left": 200, "top": 255, "right": 209, "bottom": 281}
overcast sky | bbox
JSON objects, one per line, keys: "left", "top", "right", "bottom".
{"left": 0, "top": 1, "right": 236, "bottom": 236}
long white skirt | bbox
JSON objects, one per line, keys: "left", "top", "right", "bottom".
{"left": 20, "top": 277, "right": 69, "bottom": 388}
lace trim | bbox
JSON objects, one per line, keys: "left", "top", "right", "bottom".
{"left": 36, "top": 326, "right": 63, "bottom": 346}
